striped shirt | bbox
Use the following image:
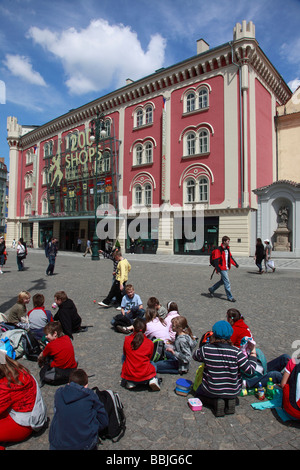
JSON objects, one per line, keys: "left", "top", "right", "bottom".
{"left": 193, "top": 342, "right": 257, "bottom": 398}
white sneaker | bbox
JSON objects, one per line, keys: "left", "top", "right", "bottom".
{"left": 115, "top": 306, "right": 122, "bottom": 311}
{"left": 0, "top": 270, "right": 3, "bottom": 274}
{"left": 149, "top": 377, "right": 160, "bottom": 391}
{"left": 98, "top": 301, "right": 109, "bottom": 307}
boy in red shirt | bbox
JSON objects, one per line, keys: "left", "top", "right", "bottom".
{"left": 38, "top": 321, "right": 77, "bottom": 386}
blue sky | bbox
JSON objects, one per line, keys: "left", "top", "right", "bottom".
{"left": 1, "top": 0, "right": 300, "bottom": 170}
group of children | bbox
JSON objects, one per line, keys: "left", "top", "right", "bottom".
{"left": 0, "top": 251, "right": 298, "bottom": 450}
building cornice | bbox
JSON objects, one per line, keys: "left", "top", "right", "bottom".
{"left": 18, "top": 36, "right": 292, "bottom": 149}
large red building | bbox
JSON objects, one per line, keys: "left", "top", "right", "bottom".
{"left": 6, "top": 21, "right": 291, "bottom": 256}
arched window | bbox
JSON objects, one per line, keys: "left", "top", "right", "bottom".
{"left": 145, "top": 142, "right": 153, "bottom": 164}
{"left": 144, "top": 184, "right": 152, "bottom": 206}
{"left": 187, "top": 93, "right": 195, "bottom": 112}
{"left": 199, "top": 129, "right": 209, "bottom": 154}
{"left": 198, "top": 88, "right": 208, "bottom": 109}
{"left": 135, "top": 185, "right": 142, "bottom": 205}
{"left": 187, "top": 133, "right": 196, "bottom": 156}
{"left": 186, "top": 179, "right": 195, "bottom": 203}
{"left": 136, "top": 145, "right": 143, "bottom": 165}
{"left": 145, "top": 106, "right": 153, "bottom": 124}
{"left": 136, "top": 109, "right": 143, "bottom": 127}
{"left": 199, "top": 177, "right": 208, "bottom": 201}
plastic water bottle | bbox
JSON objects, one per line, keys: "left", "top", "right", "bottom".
{"left": 257, "top": 382, "right": 265, "bottom": 400}
{"left": 266, "top": 377, "right": 274, "bottom": 400}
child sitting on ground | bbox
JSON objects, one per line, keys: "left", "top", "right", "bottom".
{"left": 121, "top": 318, "right": 160, "bottom": 391}
{"left": 155, "top": 316, "right": 197, "bottom": 375}
{"left": 38, "top": 321, "right": 78, "bottom": 386}
{"left": 112, "top": 284, "right": 145, "bottom": 334}
{"left": 164, "top": 301, "right": 180, "bottom": 344}
{"left": 49, "top": 368, "right": 109, "bottom": 450}
{"left": 5, "top": 291, "right": 31, "bottom": 329}
{"left": 28, "top": 293, "right": 53, "bottom": 340}
{"left": 53, "top": 291, "right": 83, "bottom": 339}
{"left": 147, "top": 297, "right": 168, "bottom": 320}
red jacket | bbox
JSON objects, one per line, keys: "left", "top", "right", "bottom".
{"left": 212, "top": 244, "right": 238, "bottom": 272}
{"left": 230, "top": 319, "right": 253, "bottom": 347}
{"left": 121, "top": 333, "right": 156, "bottom": 382}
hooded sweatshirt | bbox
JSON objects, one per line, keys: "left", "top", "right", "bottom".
{"left": 49, "top": 381, "right": 108, "bottom": 450}
{"left": 54, "top": 298, "right": 82, "bottom": 339}
{"left": 173, "top": 334, "right": 197, "bottom": 372}
{"left": 230, "top": 319, "right": 253, "bottom": 348}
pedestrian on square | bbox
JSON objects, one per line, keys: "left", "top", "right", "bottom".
{"left": 121, "top": 318, "right": 160, "bottom": 391}
{"left": 16, "top": 238, "right": 27, "bottom": 271}
{"left": 254, "top": 238, "right": 265, "bottom": 274}
{"left": 208, "top": 236, "right": 239, "bottom": 302}
{"left": 264, "top": 239, "right": 275, "bottom": 273}
{"left": 53, "top": 291, "right": 83, "bottom": 339}
{"left": 0, "top": 236, "right": 6, "bottom": 274}
{"left": 83, "top": 239, "right": 92, "bottom": 257}
{"left": 155, "top": 316, "right": 197, "bottom": 375}
{"left": 98, "top": 251, "right": 131, "bottom": 308}
{"left": 45, "top": 237, "right": 58, "bottom": 275}
{"left": 49, "top": 368, "right": 108, "bottom": 450}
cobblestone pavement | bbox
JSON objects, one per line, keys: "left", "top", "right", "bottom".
{"left": 0, "top": 248, "right": 299, "bottom": 453}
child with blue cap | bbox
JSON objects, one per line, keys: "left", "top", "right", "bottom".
{"left": 193, "top": 320, "right": 257, "bottom": 417}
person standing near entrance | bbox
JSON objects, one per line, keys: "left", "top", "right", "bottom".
{"left": 208, "top": 236, "right": 239, "bottom": 302}
{"left": 46, "top": 237, "right": 58, "bottom": 275}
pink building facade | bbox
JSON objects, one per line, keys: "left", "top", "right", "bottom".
{"left": 6, "top": 21, "right": 291, "bottom": 256}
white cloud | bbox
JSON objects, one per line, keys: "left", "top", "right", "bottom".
{"left": 288, "top": 78, "right": 300, "bottom": 92}
{"left": 3, "top": 54, "right": 47, "bottom": 86}
{"left": 27, "top": 19, "right": 166, "bottom": 95}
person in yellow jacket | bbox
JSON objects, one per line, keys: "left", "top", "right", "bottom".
{"left": 98, "top": 252, "right": 131, "bottom": 308}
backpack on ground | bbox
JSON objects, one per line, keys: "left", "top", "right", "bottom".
{"left": 288, "top": 361, "right": 300, "bottom": 413}
{"left": 199, "top": 330, "right": 213, "bottom": 347}
{"left": 92, "top": 387, "right": 126, "bottom": 442}
{"left": 39, "top": 364, "right": 75, "bottom": 386}
{"left": 151, "top": 338, "right": 166, "bottom": 362}
{"left": 22, "top": 330, "right": 43, "bottom": 361}
{"left": 0, "top": 336, "right": 16, "bottom": 359}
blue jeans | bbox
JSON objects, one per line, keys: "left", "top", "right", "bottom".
{"left": 245, "top": 354, "right": 291, "bottom": 388}
{"left": 155, "top": 351, "right": 179, "bottom": 374}
{"left": 210, "top": 270, "right": 233, "bottom": 300}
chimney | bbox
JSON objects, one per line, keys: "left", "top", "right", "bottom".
{"left": 197, "top": 39, "right": 209, "bottom": 54}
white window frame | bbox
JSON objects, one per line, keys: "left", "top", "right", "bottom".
{"left": 134, "top": 103, "right": 154, "bottom": 128}
{"left": 183, "top": 85, "right": 210, "bottom": 114}
{"left": 133, "top": 141, "right": 153, "bottom": 166}
{"left": 184, "top": 176, "right": 209, "bottom": 203}
{"left": 134, "top": 183, "right": 153, "bottom": 207}
{"left": 183, "top": 128, "right": 210, "bottom": 156}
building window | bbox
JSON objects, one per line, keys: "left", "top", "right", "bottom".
{"left": 185, "top": 176, "right": 209, "bottom": 203}
{"left": 25, "top": 172, "right": 33, "bottom": 189}
{"left": 198, "top": 88, "right": 208, "bottom": 109}
{"left": 44, "top": 141, "right": 53, "bottom": 158}
{"left": 101, "top": 151, "right": 110, "bottom": 173}
{"left": 42, "top": 198, "right": 48, "bottom": 215}
{"left": 183, "top": 128, "right": 210, "bottom": 157}
{"left": 187, "top": 93, "right": 195, "bottom": 112}
{"left": 184, "top": 85, "right": 210, "bottom": 114}
{"left": 26, "top": 150, "right": 33, "bottom": 165}
{"left": 133, "top": 141, "right": 153, "bottom": 166}
{"left": 144, "top": 184, "right": 152, "bottom": 205}
{"left": 134, "top": 103, "right": 154, "bottom": 128}
{"left": 199, "top": 129, "right": 209, "bottom": 153}
{"left": 24, "top": 197, "right": 32, "bottom": 216}
{"left": 135, "top": 185, "right": 142, "bottom": 205}
{"left": 199, "top": 177, "right": 208, "bottom": 201}
{"left": 186, "top": 179, "right": 195, "bottom": 202}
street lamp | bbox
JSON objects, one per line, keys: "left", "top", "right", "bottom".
{"left": 90, "top": 112, "right": 107, "bottom": 260}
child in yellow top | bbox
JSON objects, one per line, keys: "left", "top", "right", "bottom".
{"left": 98, "top": 252, "right": 131, "bottom": 308}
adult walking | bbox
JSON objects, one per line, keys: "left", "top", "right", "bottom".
{"left": 208, "top": 236, "right": 239, "bottom": 302}
{"left": 0, "top": 236, "right": 6, "bottom": 274}
{"left": 254, "top": 238, "right": 265, "bottom": 274}
{"left": 16, "top": 238, "right": 27, "bottom": 271}
{"left": 46, "top": 237, "right": 58, "bottom": 275}
{"left": 264, "top": 239, "right": 275, "bottom": 273}
{"left": 83, "top": 239, "right": 92, "bottom": 257}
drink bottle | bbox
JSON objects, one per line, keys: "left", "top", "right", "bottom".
{"left": 266, "top": 377, "right": 274, "bottom": 399}
{"left": 257, "top": 382, "right": 265, "bottom": 400}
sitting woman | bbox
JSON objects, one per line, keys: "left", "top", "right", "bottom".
{"left": 0, "top": 350, "right": 47, "bottom": 448}
{"left": 121, "top": 318, "right": 160, "bottom": 391}
{"left": 193, "top": 320, "right": 257, "bottom": 417}
{"left": 144, "top": 307, "right": 170, "bottom": 343}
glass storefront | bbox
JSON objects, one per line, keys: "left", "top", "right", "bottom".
{"left": 174, "top": 216, "right": 219, "bottom": 255}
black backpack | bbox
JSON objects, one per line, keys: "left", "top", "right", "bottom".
{"left": 93, "top": 387, "right": 126, "bottom": 442}
{"left": 21, "top": 330, "right": 42, "bottom": 361}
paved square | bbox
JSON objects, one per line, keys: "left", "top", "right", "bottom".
{"left": 0, "top": 248, "right": 299, "bottom": 451}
